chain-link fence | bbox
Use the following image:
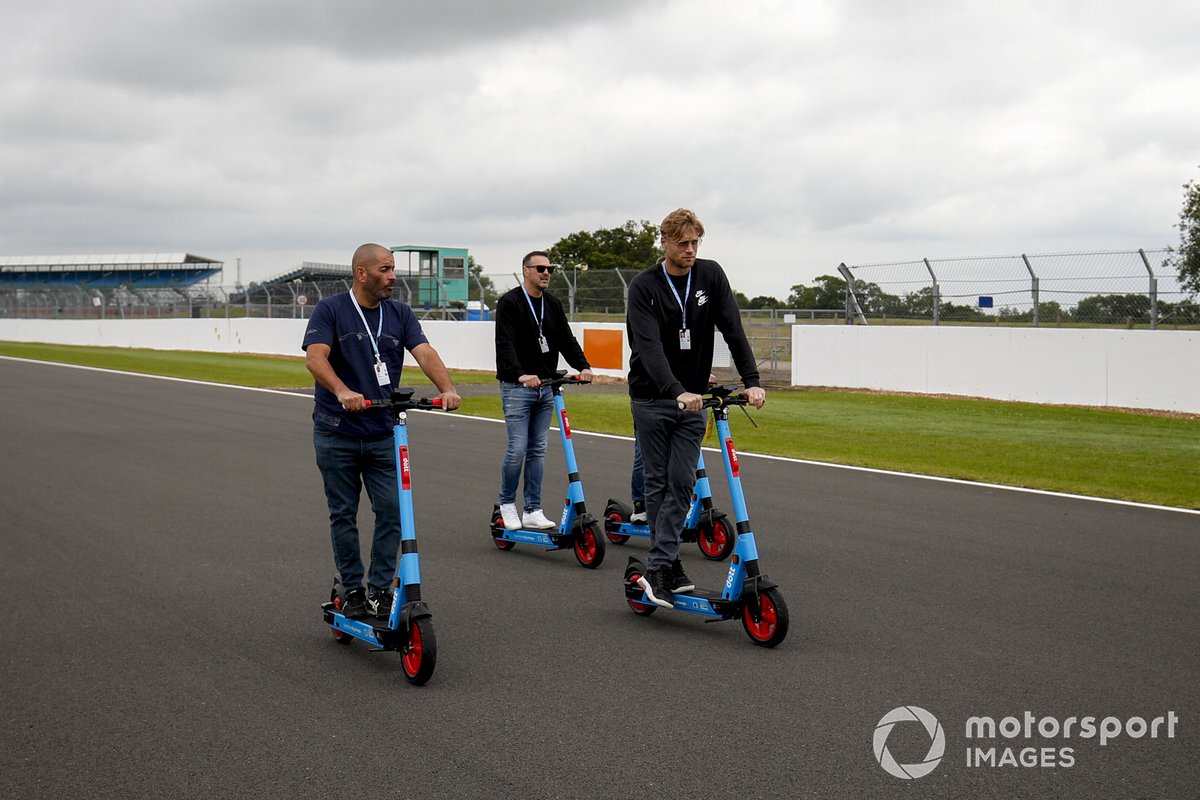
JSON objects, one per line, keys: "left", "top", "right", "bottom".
{"left": 839, "top": 249, "right": 1197, "bottom": 329}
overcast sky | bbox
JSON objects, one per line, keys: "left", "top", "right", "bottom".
{"left": 2, "top": 0, "right": 1198, "bottom": 297}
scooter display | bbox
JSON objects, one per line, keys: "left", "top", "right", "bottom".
{"left": 622, "top": 384, "right": 789, "bottom": 647}
{"left": 489, "top": 371, "right": 604, "bottom": 568}
{"left": 602, "top": 450, "right": 736, "bottom": 560}
{"left": 321, "top": 388, "right": 446, "bottom": 685}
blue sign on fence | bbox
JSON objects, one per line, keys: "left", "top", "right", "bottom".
{"left": 978, "top": 296, "right": 994, "bottom": 308}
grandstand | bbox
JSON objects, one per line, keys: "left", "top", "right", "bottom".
{"left": 0, "top": 254, "right": 223, "bottom": 287}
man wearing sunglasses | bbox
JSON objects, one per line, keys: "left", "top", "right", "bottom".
{"left": 626, "top": 209, "right": 765, "bottom": 609}
{"left": 494, "top": 250, "right": 593, "bottom": 531}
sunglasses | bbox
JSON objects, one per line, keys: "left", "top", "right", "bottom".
{"left": 527, "top": 264, "right": 556, "bottom": 274}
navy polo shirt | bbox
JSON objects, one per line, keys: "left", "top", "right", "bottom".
{"left": 302, "top": 292, "right": 429, "bottom": 438}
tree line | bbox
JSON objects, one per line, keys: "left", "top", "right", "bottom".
{"left": 467, "top": 178, "right": 1200, "bottom": 319}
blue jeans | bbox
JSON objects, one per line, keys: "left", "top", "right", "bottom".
{"left": 498, "top": 382, "right": 554, "bottom": 512}
{"left": 631, "top": 430, "right": 645, "bottom": 503}
{"left": 631, "top": 399, "right": 707, "bottom": 570}
{"left": 313, "top": 429, "right": 400, "bottom": 594}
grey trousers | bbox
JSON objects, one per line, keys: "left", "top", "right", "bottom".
{"left": 630, "top": 398, "right": 707, "bottom": 570}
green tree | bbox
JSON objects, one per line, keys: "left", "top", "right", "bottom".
{"left": 787, "top": 275, "right": 846, "bottom": 309}
{"left": 546, "top": 220, "right": 664, "bottom": 313}
{"left": 1072, "top": 293, "right": 1152, "bottom": 324}
{"left": 1174, "top": 166, "right": 1200, "bottom": 295}
{"left": 746, "top": 295, "right": 785, "bottom": 309}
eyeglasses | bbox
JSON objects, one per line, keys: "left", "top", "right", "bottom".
{"left": 527, "top": 264, "right": 556, "bottom": 274}
{"left": 671, "top": 238, "right": 702, "bottom": 250}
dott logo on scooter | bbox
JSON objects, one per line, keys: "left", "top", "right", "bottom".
{"left": 399, "top": 445, "right": 411, "bottom": 490}
{"left": 725, "top": 438, "right": 740, "bottom": 477}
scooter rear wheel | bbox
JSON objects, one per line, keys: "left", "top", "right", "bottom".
{"left": 698, "top": 516, "right": 735, "bottom": 561}
{"left": 574, "top": 520, "right": 605, "bottom": 568}
{"left": 742, "top": 587, "right": 789, "bottom": 647}
{"left": 401, "top": 618, "right": 437, "bottom": 685}
{"left": 491, "top": 511, "right": 516, "bottom": 551}
{"left": 605, "top": 510, "right": 630, "bottom": 545}
{"left": 330, "top": 589, "right": 353, "bottom": 644}
{"left": 624, "top": 568, "right": 657, "bottom": 616}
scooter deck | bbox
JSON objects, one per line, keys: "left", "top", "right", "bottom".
{"left": 321, "top": 603, "right": 408, "bottom": 648}
{"left": 491, "top": 525, "right": 573, "bottom": 549}
{"left": 628, "top": 584, "right": 742, "bottom": 619}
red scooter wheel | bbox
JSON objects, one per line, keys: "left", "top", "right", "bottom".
{"left": 742, "top": 587, "right": 789, "bottom": 647}
{"left": 698, "top": 516, "right": 735, "bottom": 561}
{"left": 574, "top": 520, "right": 605, "bottom": 568}
{"left": 401, "top": 618, "right": 437, "bottom": 685}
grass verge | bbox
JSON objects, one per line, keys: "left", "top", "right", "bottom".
{"left": 3, "top": 340, "right": 1197, "bottom": 509}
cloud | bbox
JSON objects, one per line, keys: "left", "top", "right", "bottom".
{"left": 1, "top": 0, "right": 1198, "bottom": 296}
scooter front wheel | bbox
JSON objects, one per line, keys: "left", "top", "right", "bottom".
{"left": 401, "top": 618, "right": 437, "bottom": 685}
{"left": 574, "top": 520, "right": 605, "bottom": 568}
{"left": 698, "top": 515, "right": 736, "bottom": 561}
{"left": 742, "top": 587, "right": 789, "bottom": 647}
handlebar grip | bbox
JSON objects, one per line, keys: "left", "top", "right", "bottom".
{"left": 363, "top": 399, "right": 376, "bottom": 408}
{"left": 431, "top": 397, "right": 443, "bottom": 407}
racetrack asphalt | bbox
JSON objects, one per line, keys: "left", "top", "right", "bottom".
{"left": 2, "top": 357, "right": 1197, "bottom": 799}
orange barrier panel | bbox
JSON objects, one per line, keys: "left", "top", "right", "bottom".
{"left": 583, "top": 328, "right": 623, "bottom": 370}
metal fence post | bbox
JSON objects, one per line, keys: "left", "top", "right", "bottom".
{"left": 1138, "top": 249, "right": 1158, "bottom": 330}
{"left": 923, "top": 258, "right": 940, "bottom": 326}
{"left": 1021, "top": 254, "right": 1040, "bottom": 327}
{"left": 837, "top": 263, "right": 868, "bottom": 325}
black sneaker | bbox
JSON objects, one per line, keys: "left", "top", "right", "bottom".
{"left": 631, "top": 499, "right": 648, "bottom": 524}
{"left": 671, "top": 559, "right": 695, "bottom": 593}
{"left": 645, "top": 566, "right": 675, "bottom": 609}
{"left": 367, "top": 587, "right": 394, "bottom": 620}
{"left": 342, "top": 587, "right": 368, "bottom": 620}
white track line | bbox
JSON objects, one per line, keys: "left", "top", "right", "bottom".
{"left": 5, "top": 355, "right": 1197, "bottom": 516}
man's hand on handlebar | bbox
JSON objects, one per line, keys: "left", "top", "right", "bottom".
{"left": 436, "top": 390, "right": 462, "bottom": 411}
{"left": 338, "top": 388, "right": 366, "bottom": 412}
{"left": 676, "top": 391, "right": 704, "bottom": 412}
{"left": 744, "top": 386, "right": 766, "bottom": 409}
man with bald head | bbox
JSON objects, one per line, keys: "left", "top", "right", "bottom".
{"left": 303, "top": 243, "right": 461, "bottom": 621}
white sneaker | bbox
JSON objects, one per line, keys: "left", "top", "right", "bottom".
{"left": 522, "top": 509, "right": 556, "bottom": 529}
{"left": 499, "top": 503, "right": 521, "bottom": 530}
{"left": 630, "top": 511, "right": 648, "bottom": 524}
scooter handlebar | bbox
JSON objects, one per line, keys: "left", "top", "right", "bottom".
{"left": 363, "top": 395, "right": 447, "bottom": 411}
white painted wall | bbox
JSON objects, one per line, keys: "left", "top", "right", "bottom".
{"left": 0, "top": 318, "right": 631, "bottom": 378}
{"left": 792, "top": 326, "right": 1200, "bottom": 413}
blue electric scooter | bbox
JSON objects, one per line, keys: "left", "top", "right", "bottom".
{"left": 322, "top": 388, "right": 446, "bottom": 685}
{"left": 622, "top": 384, "right": 789, "bottom": 647}
{"left": 603, "top": 450, "right": 736, "bottom": 560}
{"left": 489, "top": 371, "right": 605, "bottom": 568}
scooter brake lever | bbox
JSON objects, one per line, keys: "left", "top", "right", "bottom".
{"left": 738, "top": 403, "right": 759, "bottom": 428}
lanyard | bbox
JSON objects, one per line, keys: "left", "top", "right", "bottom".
{"left": 661, "top": 264, "right": 692, "bottom": 330}
{"left": 522, "top": 287, "right": 544, "bottom": 336}
{"left": 349, "top": 290, "right": 385, "bottom": 362}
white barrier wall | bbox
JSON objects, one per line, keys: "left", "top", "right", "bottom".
{"left": 792, "top": 326, "right": 1200, "bottom": 413}
{"left": 0, "top": 318, "right": 631, "bottom": 379}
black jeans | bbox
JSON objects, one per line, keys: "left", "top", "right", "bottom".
{"left": 630, "top": 398, "right": 707, "bottom": 570}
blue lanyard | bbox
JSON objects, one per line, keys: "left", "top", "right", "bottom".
{"left": 349, "top": 291, "right": 384, "bottom": 361}
{"left": 661, "top": 264, "right": 691, "bottom": 330}
{"left": 522, "top": 288, "right": 544, "bottom": 336}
